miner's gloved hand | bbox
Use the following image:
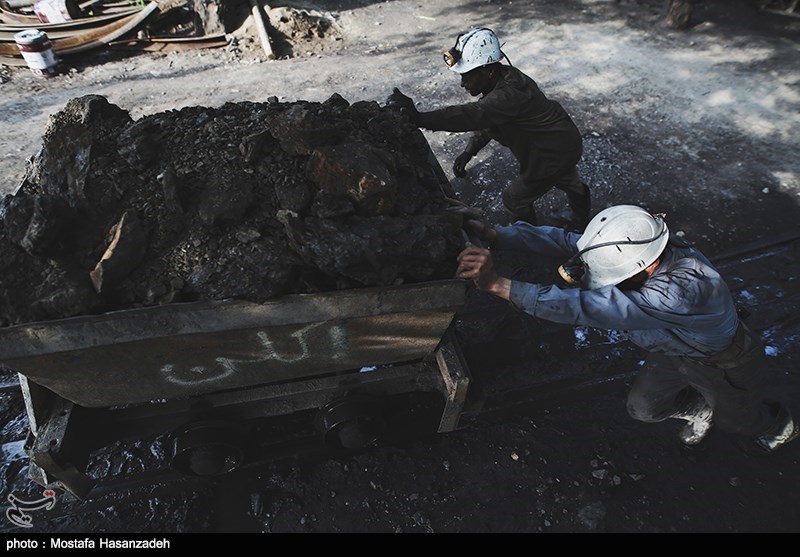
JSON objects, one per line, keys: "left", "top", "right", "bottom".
{"left": 455, "top": 245, "right": 505, "bottom": 294}
{"left": 455, "top": 245, "right": 512, "bottom": 302}
{"left": 445, "top": 197, "right": 496, "bottom": 244}
{"left": 386, "top": 88, "right": 419, "bottom": 124}
{"left": 452, "top": 151, "right": 473, "bottom": 178}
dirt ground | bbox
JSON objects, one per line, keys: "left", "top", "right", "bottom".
{"left": 1, "top": 0, "right": 800, "bottom": 534}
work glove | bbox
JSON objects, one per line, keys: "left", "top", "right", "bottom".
{"left": 445, "top": 197, "right": 496, "bottom": 244}
{"left": 386, "top": 88, "right": 420, "bottom": 124}
{"left": 452, "top": 151, "right": 473, "bottom": 178}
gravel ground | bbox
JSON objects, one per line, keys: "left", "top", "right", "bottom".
{"left": 1, "top": 0, "right": 799, "bottom": 534}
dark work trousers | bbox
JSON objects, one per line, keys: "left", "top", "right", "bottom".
{"left": 626, "top": 350, "right": 780, "bottom": 438}
{"left": 501, "top": 167, "right": 590, "bottom": 226}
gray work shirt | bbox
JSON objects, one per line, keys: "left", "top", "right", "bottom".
{"left": 494, "top": 223, "right": 739, "bottom": 357}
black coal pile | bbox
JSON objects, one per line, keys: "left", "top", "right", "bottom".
{"left": 0, "top": 94, "right": 463, "bottom": 327}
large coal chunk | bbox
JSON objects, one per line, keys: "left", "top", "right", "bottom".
{"left": 0, "top": 94, "right": 462, "bottom": 327}
{"left": 279, "top": 211, "right": 461, "bottom": 290}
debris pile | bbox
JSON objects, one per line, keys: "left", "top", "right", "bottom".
{"left": 0, "top": 94, "right": 463, "bottom": 327}
{"left": 0, "top": 0, "right": 342, "bottom": 67}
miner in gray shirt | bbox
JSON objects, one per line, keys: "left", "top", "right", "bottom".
{"left": 387, "top": 27, "right": 592, "bottom": 231}
{"left": 454, "top": 203, "right": 797, "bottom": 454}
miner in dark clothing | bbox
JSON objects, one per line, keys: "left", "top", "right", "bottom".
{"left": 387, "top": 27, "right": 592, "bottom": 230}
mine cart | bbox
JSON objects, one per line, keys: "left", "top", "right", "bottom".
{"left": 0, "top": 279, "right": 471, "bottom": 499}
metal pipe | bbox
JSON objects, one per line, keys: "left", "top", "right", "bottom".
{"left": 248, "top": 0, "right": 275, "bottom": 60}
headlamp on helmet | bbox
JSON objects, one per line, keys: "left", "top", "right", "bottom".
{"left": 443, "top": 33, "right": 464, "bottom": 67}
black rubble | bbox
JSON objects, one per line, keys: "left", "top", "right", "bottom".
{"left": 0, "top": 94, "right": 463, "bottom": 327}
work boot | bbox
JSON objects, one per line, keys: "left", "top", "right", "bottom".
{"left": 510, "top": 207, "right": 538, "bottom": 226}
{"left": 551, "top": 182, "right": 591, "bottom": 232}
{"left": 741, "top": 406, "right": 799, "bottom": 455}
{"left": 671, "top": 393, "right": 714, "bottom": 446}
{"left": 549, "top": 208, "right": 587, "bottom": 233}
{"left": 566, "top": 182, "right": 591, "bottom": 231}
{"left": 676, "top": 404, "right": 714, "bottom": 446}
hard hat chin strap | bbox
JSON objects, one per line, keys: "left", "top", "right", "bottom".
{"left": 499, "top": 43, "right": 512, "bottom": 67}
{"left": 557, "top": 214, "right": 668, "bottom": 286}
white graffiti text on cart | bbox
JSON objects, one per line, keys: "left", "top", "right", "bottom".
{"left": 160, "top": 323, "right": 350, "bottom": 385}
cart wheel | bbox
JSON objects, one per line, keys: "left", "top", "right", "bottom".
{"left": 170, "top": 420, "right": 244, "bottom": 476}
{"left": 314, "top": 395, "right": 386, "bottom": 451}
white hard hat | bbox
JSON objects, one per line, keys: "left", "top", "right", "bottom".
{"left": 576, "top": 205, "right": 669, "bottom": 289}
{"left": 443, "top": 27, "right": 504, "bottom": 74}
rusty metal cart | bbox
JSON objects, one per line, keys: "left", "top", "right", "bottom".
{"left": 0, "top": 279, "right": 471, "bottom": 499}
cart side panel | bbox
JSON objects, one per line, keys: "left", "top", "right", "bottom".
{"left": 0, "top": 281, "right": 467, "bottom": 407}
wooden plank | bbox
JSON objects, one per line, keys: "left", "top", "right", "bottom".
{"left": 0, "top": 2, "right": 157, "bottom": 56}
{"left": 108, "top": 33, "right": 228, "bottom": 52}
{"left": 0, "top": 53, "right": 26, "bottom": 65}
{"left": 54, "top": 1, "right": 157, "bottom": 55}
{"left": 0, "top": 7, "right": 139, "bottom": 33}
{"left": 249, "top": 0, "right": 274, "bottom": 60}
{"left": 435, "top": 330, "right": 471, "bottom": 432}
{"left": 0, "top": 6, "right": 40, "bottom": 24}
